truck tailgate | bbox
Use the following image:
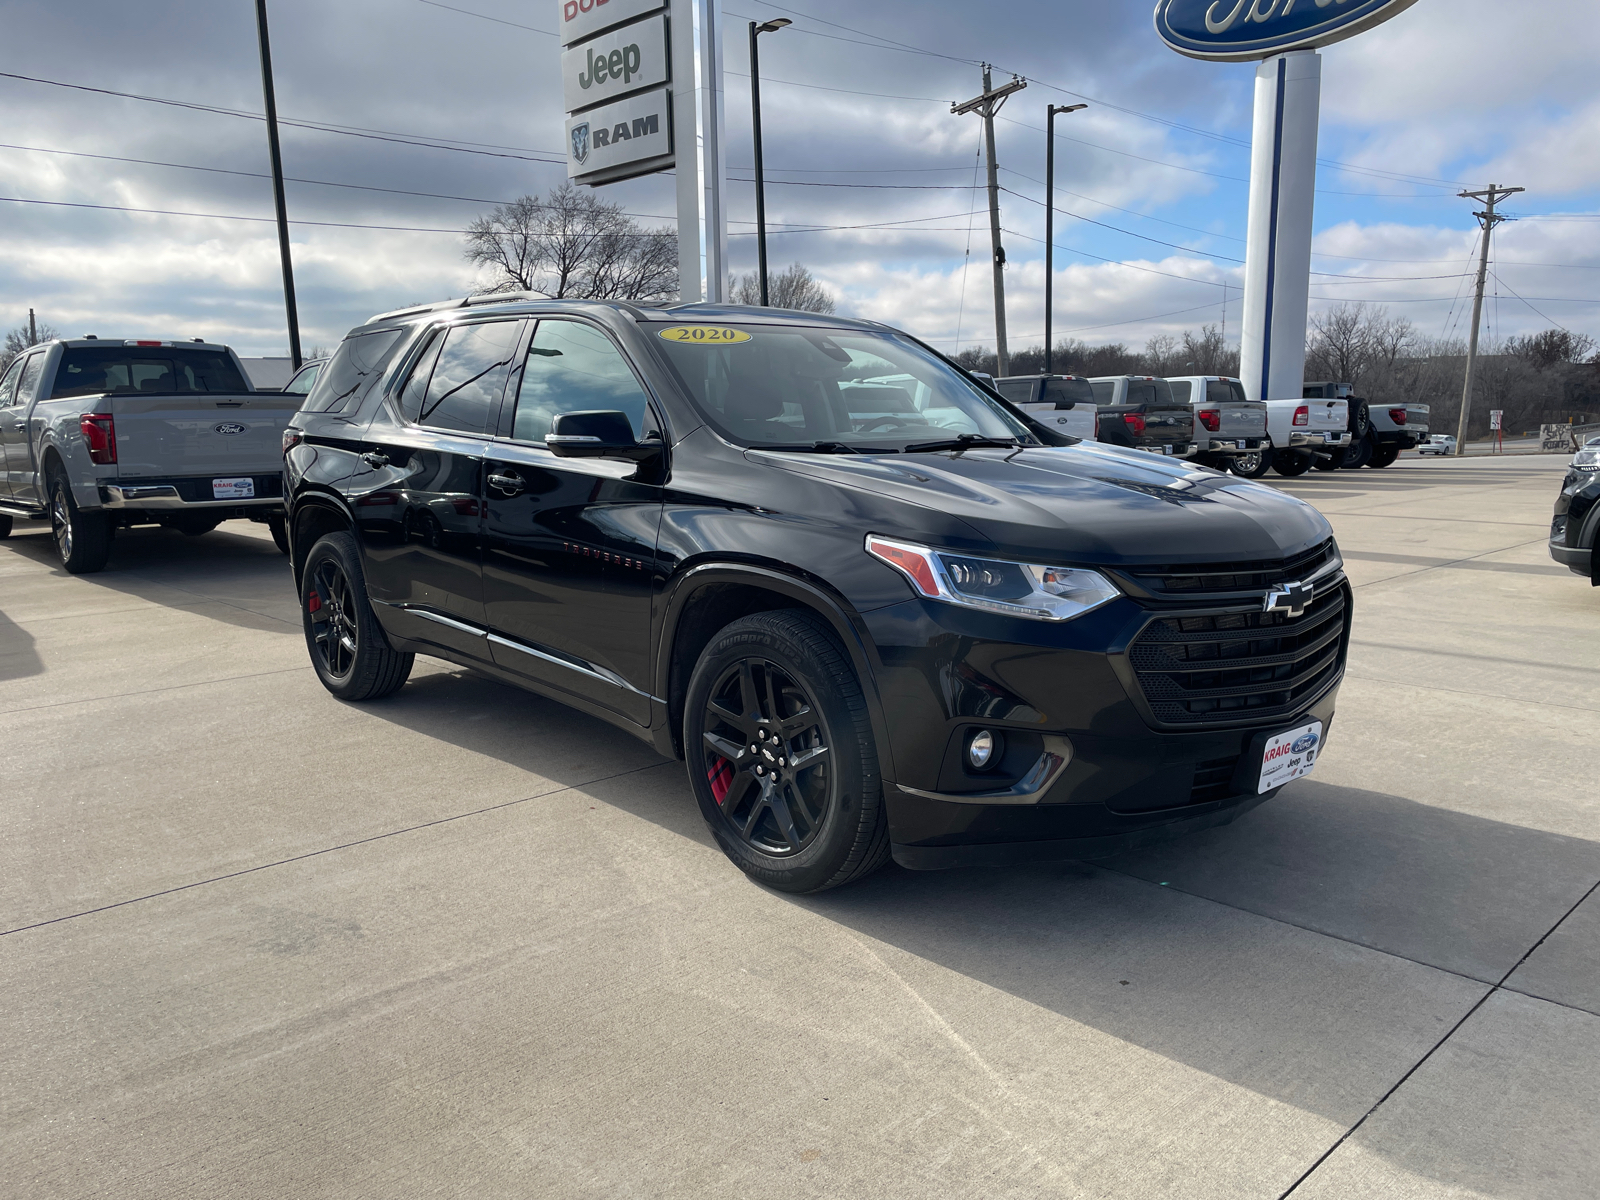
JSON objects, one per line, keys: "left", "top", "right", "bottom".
{"left": 108, "top": 393, "right": 300, "bottom": 479}
{"left": 1098, "top": 404, "right": 1195, "bottom": 453}
{"left": 1215, "top": 404, "right": 1266, "bottom": 440}
{"left": 1304, "top": 398, "right": 1347, "bottom": 434}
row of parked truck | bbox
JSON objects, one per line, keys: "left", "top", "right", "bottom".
{"left": 992, "top": 373, "right": 1429, "bottom": 478}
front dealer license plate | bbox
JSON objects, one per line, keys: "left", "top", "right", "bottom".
{"left": 212, "top": 477, "right": 255, "bottom": 499}
{"left": 1258, "top": 720, "right": 1323, "bottom": 793}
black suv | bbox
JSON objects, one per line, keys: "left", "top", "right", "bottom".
{"left": 283, "top": 299, "right": 1350, "bottom": 892}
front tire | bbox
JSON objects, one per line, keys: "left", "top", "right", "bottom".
{"left": 1272, "top": 450, "right": 1312, "bottom": 477}
{"left": 1342, "top": 434, "right": 1374, "bottom": 469}
{"left": 1368, "top": 443, "right": 1399, "bottom": 468}
{"left": 684, "top": 610, "right": 890, "bottom": 893}
{"left": 300, "top": 532, "right": 414, "bottom": 701}
{"left": 48, "top": 469, "right": 113, "bottom": 574}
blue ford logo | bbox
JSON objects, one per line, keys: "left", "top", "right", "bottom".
{"left": 214, "top": 422, "right": 247, "bottom": 435}
{"left": 1291, "top": 732, "right": 1319, "bottom": 754}
{"left": 1154, "top": 0, "right": 1422, "bottom": 61}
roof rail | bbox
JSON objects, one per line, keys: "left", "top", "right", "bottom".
{"left": 365, "top": 297, "right": 467, "bottom": 323}
{"left": 462, "top": 290, "right": 544, "bottom": 307}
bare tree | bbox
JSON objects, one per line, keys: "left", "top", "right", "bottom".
{"left": 463, "top": 185, "right": 678, "bottom": 301}
{"left": 1179, "top": 325, "right": 1240, "bottom": 376}
{"left": 1305, "top": 302, "right": 1413, "bottom": 388}
{"left": 1506, "top": 329, "right": 1597, "bottom": 373}
{"left": 1142, "top": 334, "right": 1183, "bottom": 377}
{"left": 2, "top": 316, "right": 59, "bottom": 372}
{"left": 731, "top": 263, "right": 836, "bottom": 312}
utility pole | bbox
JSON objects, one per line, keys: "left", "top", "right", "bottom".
{"left": 954, "top": 66, "right": 1025, "bottom": 377}
{"left": 28, "top": 308, "right": 36, "bottom": 345}
{"left": 748, "top": 18, "right": 791, "bottom": 306}
{"left": 1453, "top": 183, "right": 1522, "bottom": 457}
{"left": 254, "top": 0, "right": 303, "bottom": 370}
{"left": 1043, "top": 102, "right": 1086, "bottom": 375}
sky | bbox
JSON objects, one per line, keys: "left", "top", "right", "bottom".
{"left": 1, "top": 0, "right": 1597, "bottom": 359}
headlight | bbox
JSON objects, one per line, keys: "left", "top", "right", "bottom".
{"left": 866, "top": 535, "right": 1121, "bottom": 621}
{"left": 1573, "top": 450, "right": 1600, "bottom": 471}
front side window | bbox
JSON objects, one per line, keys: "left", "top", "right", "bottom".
{"left": 511, "top": 319, "right": 652, "bottom": 444}
{"left": 50, "top": 347, "right": 248, "bottom": 398}
{"left": 652, "top": 324, "right": 1031, "bottom": 450}
{"left": 302, "top": 327, "right": 406, "bottom": 413}
{"left": 399, "top": 320, "right": 520, "bottom": 435}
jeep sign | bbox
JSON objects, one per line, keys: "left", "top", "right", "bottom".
{"left": 562, "top": 12, "right": 668, "bottom": 112}
{"left": 1153, "top": 0, "right": 1423, "bottom": 62}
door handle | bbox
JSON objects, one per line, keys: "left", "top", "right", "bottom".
{"left": 11, "top": 422, "right": 24, "bottom": 431}
{"left": 487, "top": 470, "right": 525, "bottom": 496}
{"left": 361, "top": 451, "right": 390, "bottom": 469}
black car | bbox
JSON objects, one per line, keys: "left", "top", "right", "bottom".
{"left": 283, "top": 299, "right": 1350, "bottom": 892}
{"left": 1550, "top": 446, "right": 1600, "bottom": 584}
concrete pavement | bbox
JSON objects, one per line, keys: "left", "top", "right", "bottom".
{"left": 2, "top": 456, "right": 1595, "bottom": 1198}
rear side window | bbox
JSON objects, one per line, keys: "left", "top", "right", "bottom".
{"left": 511, "top": 319, "right": 651, "bottom": 443}
{"left": 0, "top": 357, "right": 23, "bottom": 406}
{"left": 301, "top": 328, "right": 406, "bottom": 414}
{"left": 401, "top": 320, "right": 521, "bottom": 435}
{"left": 1169, "top": 380, "right": 1193, "bottom": 403}
{"left": 51, "top": 347, "right": 249, "bottom": 398}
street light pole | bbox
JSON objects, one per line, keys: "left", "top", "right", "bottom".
{"left": 749, "top": 18, "right": 790, "bottom": 307}
{"left": 1044, "top": 103, "right": 1086, "bottom": 376}
{"left": 254, "top": 0, "right": 302, "bottom": 370}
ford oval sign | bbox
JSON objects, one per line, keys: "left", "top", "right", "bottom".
{"left": 1154, "top": 0, "right": 1423, "bottom": 62}
{"left": 214, "top": 422, "right": 248, "bottom": 435}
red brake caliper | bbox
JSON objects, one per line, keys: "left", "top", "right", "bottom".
{"left": 707, "top": 757, "right": 734, "bottom": 804}
{"left": 307, "top": 590, "right": 322, "bottom": 613}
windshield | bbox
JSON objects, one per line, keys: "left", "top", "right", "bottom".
{"left": 652, "top": 323, "right": 1033, "bottom": 450}
{"left": 52, "top": 347, "right": 250, "bottom": 398}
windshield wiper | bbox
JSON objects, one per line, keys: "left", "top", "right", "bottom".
{"left": 902, "top": 434, "right": 1021, "bottom": 454}
{"left": 753, "top": 441, "right": 873, "bottom": 454}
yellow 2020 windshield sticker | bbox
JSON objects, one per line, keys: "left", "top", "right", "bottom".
{"left": 658, "top": 326, "right": 752, "bottom": 344}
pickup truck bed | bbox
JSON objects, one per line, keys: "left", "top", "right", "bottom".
{"left": 0, "top": 339, "right": 299, "bottom": 572}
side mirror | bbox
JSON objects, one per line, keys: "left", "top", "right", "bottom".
{"left": 547, "top": 410, "right": 661, "bottom": 462}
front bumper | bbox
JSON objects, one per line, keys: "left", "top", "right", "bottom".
{"left": 1288, "top": 431, "right": 1352, "bottom": 449}
{"left": 1549, "top": 537, "right": 1592, "bottom": 576}
{"left": 865, "top": 572, "right": 1350, "bottom": 870}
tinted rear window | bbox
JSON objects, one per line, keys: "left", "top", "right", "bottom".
{"left": 1043, "top": 377, "right": 1094, "bottom": 407}
{"left": 1125, "top": 379, "right": 1173, "bottom": 406}
{"left": 995, "top": 379, "right": 1037, "bottom": 405}
{"left": 1169, "top": 380, "right": 1193, "bottom": 403}
{"left": 1206, "top": 380, "right": 1239, "bottom": 405}
{"left": 52, "top": 347, "right": 249, "bottom": 398}
{"left": 301, "top": 328, "right": 407, "bottom": 414}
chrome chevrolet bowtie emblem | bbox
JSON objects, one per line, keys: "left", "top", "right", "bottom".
{"left": 1263, "top": 580, "right": 1314, "bottom": 618}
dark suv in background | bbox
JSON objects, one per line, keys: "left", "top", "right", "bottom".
{"left": 283, "top": 299, "right": 1350, "bottom": 892}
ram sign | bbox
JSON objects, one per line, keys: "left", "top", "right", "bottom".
{"left": 1154, "top": 0, "right": 1424, "bottom": 62}
{"left": 559, "top": 0, "right": 673, "bottom": 186}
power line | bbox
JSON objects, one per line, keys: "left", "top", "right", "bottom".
{"left": 413, "top": 0, "right": 554, "bottom": 34}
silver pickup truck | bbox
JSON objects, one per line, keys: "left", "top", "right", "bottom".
{"left": 0, "top": 338, "right": 299, "bottom": 573}
{"left": 1164, "top": 376, "right": 1269, "bottom": 472}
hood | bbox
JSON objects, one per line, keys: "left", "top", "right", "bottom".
{"left": 761, "top": 441, "right": 1332, "bottom": 567}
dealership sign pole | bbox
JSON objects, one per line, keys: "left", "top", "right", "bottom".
{"left": 1154, "top": 0, "right": 1423, "bottom": 408}
{"left": 560, "top": 0, "right": 727, "bottom": 302}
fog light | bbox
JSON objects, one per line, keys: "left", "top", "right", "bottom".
{"left": 967, "top": 729, "right": 1002, "bottom": 771}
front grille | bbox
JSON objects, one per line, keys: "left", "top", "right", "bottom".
{"left": 1190, "top": 755, "right": 1240, "bottom": 804}
{"left": 1126, "top": 538, "right": 1335, "bottom": 595}
{"left": 1130, "top": 585, "right": 1348, "bottom": 725}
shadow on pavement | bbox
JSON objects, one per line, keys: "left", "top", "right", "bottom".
{"left": 2, "top": 522, "right": 298, "bottom": 634}
{"left": 0, "top": 607, "right": 44, "bottom": 682}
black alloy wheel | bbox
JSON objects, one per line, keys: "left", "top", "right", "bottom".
{"left": 1368, "top": 443, "right": 1399, "bottom": 468}
{"left": 702, "top": 657, "right": 833, "bottom": 857}
{"left": 685, "top": 610, "right": 889, "bottom": 893}
{"left": 48, "top": 470, "right": 113, "bottom": 574}
{"left": 1341, "top": 434, "right": 1375, "bottom": 469}
{"left": 300, "top": 531, "right": 414, "bottom": 701}
{"left": 1271, "top": 450, "right": 1312, "bottom": 477}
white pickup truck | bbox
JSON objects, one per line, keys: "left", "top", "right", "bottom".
{"left": 0, "top": 338, "right": 300, "bottom": 573}
{"left": 1246, "top": 393, "right": 1351, "bottom": 479}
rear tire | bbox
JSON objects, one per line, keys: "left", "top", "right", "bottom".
{"left": 1342, "top": 434, "right": 1374, "bottom": 469}
{"left": 267, "top": 514, "right": 290, "bottom": 554}
{"left": 1231, "top": 446, "right": 1273, "bottom": 479}
{"left": 684, "top": 610, "right": 890, "bottom": 894}
{"left": 1368, "top": 443, "right": 1399, "bottom": 468}
{"left": 1272, "top": 450, "right": 1312, "bottom": 477}
{"left": 0, "top": 514, "right": 11, "bottom": 539}
{"left": 47, "top": 469, "right": 113, "bottom": 574}
{"left": 300, "top": 532, "right": 414, "bottom": 701}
